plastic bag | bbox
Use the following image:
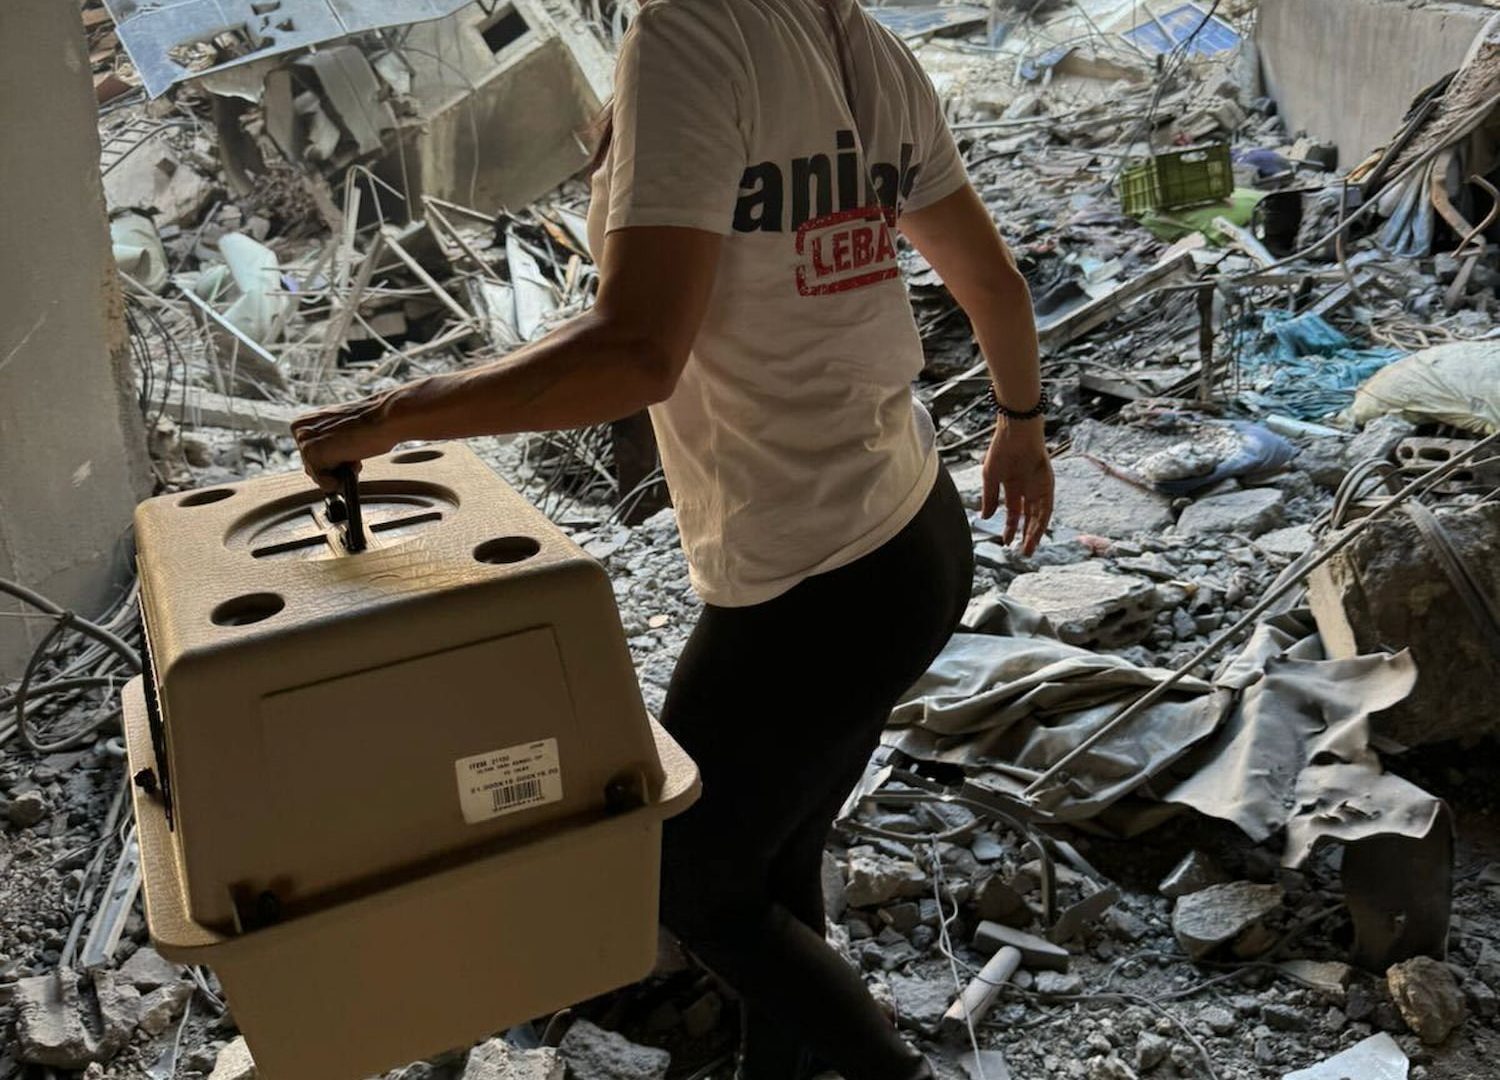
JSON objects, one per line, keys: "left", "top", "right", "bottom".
{"left": 1350, "top": 340, "right": 1500, "bottom": 434}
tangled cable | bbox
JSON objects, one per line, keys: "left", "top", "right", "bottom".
{"left": 0, "top": 577, "right": 142, "bottom": 753}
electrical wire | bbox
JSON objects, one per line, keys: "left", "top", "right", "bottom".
{"left": 928, "top": 842, "right": 990, "bottom": 1078}
{"left": 0, "top": 578, "right": 142, "bottom": 753}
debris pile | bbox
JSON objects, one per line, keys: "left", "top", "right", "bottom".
{"left": 3, "top": 2, "right": 1500, "bottom": 1079}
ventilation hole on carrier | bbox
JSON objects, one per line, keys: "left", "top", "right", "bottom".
{"left": 390, "top": 449, "right": 444, "bottom": 464}
{"left": 179, "top": 488, "right": 235, "bottom": 507}
{"left": 212, "top": 593, "right": 285, "bottom": 626}
{"left": 474, "top": 537, "right": 541, "bottom": 565}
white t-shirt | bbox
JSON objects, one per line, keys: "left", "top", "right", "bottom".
{"left": 587, "top": 0, "right": 968, "bottom": 607}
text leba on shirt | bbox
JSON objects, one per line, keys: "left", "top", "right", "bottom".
{"left": 733, "top": 130, "right": 921, "bottom": 296}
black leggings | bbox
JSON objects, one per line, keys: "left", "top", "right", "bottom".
{"left": 658, "top": 466, "right": 974, "bottom": 1080}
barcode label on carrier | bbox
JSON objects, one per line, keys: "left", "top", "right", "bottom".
{"left": 454, "top": 738, "right": 563, "bottom": 825}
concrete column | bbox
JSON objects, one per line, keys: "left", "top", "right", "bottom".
{"left": 1258, "top": 0, "right": 1493, "bottom": 166}
{"left": 0, "top": 1, "right": 151, "bottom": 678}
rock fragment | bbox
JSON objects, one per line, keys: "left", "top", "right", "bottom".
{"left": 118, "top": 945, "right": 183, "bottom": 991}
{"left": 558, "top": 1019, "right": 669, "bottom": 1080}
{"left": 844, "top": 846, "right": 928, "bottom": 908}
{"left": 888, "top": 973, "right": 951, "bottom": 1035}
{"left": 1308, "top": 501, "right": 1500, "bottom": 745}
{"left": 137, "top": 982, "right": 192, "bottom": 1037}
{"left": 1176, "top": 488, "right": 1286, "bottom": 537}
{"left": 1007, "top": 565, "right": 1158, "bottom": 648}
{"left": 1386, "top": 956, "right": 1465, "bottom": 1045}
{"left": 207, "top": 1036, "right": 257, "bottom": 1080}
{"left": 14, "top": 970, "right": 138, "bottom": 1068}
{"left": 1200, "top": 1005, "right": 1236, "bottom": 1035}
{"left": 1345, "top": 415, "right": 1415, "bottom": 467}
{"left": 1261, "top": 1003, "right": 1310, "bottom": 1032}
{"left": 1171, "top": 882, "right": 1283, "bottom": 960}
{"left": 1277, "top": 959, "right": 1352, "bottom": 999}
{"left": 1134, "top": 1031, "right": 1170, "bottom": 1072}
{"left": 7, "top": 790, "right": 48, "bottom": 828}
{"left": 1258, "top": 524, "right": 1315, "bottom": 558}
{"left": 462, "top": 1038, "right": 565, "bottom": 1080}
{"left": 1050, "top": 456, "right": 1174, "bottom": 537}
{"left": 1034, "top": 971, "right": 1083, "bottom": 996}
{"left": 975, "top": 875, "right": 1028, "bottom": 925}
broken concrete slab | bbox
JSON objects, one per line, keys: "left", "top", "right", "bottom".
{"left": 1034, "top": 971, "right": 1083, "bottom": 996}
{"left": 117, "top": 945, "right": 182, "bottom": 991}
{"left": 960, "top": 1049, "right": 1013, "bottom": 1080}
{"left": 14, "top": 970, "right": 139, "bottom": 1068}
{"left": 845, "top": 846, "right": 930, "bottom": 908}
{"left": 1050, "top": 456, "right": 1175, "bottom": 537}
{"left": 975, "top": 875, "right": 1030, "bottom": 926}
{"left": 1007, "top": 565, "right": 1158, "bottom": 648}
{"left": 1159, "top": 850, "right": 1229, "bottom": 899}
{"left": 136, "top": 982, "right": 192, "bottom": 1037}
{"left": 1345, "top": 415, "right": 1416, "bottom": 467}
{"left": 558, "top": 1019, "right": 669, "bottom": 1080}
{"left": 1175, "top": 487, "right": 1286, "bottom": 537}
{"left": 173, "top": 390, "right": 302, "bottom": 436}
{"left": 889, "top": 973, "right": 953, "bottom": 1034}
{"left": 1281, "top": 1031, "right": 1409, "bottom": 1080}
{"left": 1277, "top": 959, "right": 1353, "bottom": 999}
{"left": 1308, "top": 501, "right": 1500, "bottom": 746}
{"left": 1258, "top": 523, "right": 1315, "bottom": 558}
{"left": 102, "top": 132, "right": 218, "bottom": 228}
{"left": 1294, "top": 440, "right": 1350, "bottom": 490}
{"left": 972, "top": 922, "right": 1071, "bottom": 971}
{"left": 207, "top": 1036, "right": 257, "bottom": 1080}
{"left": 1172, "top": 882, "right": 1284, "bottom": 960}
{"left": 463, "top": 1038, "right": 565, "bottom": 1080}
{"left": 1386, "top": 956, "right": 1465, "bottom": 1045}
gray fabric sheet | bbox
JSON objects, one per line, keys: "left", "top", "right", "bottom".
{"left": 886, "top": 595, "right": 1442, "bottom": 865}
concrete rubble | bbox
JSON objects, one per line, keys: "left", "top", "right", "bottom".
{"left": 12, "top": 970, "right": 139, "bottom": 1068}
{"left": 3, "top": 1, "right": 1500, "bottom": 1079}
{"left": 1171, "top": 882, "right": 1285, "bottom": 961}
{"left": 1309, "top": 501, "right": 1500, "bottom": 746}
{"left": 462, "top": 1038, "right": 565, "bottom": 1080}
{"left": 1174, "top": 487, "right": 1286, "bottom": 537}
{"left": 1005, "top": 565, "right": 1158, "bottom": 648}
{"left": 557, "top": 1019, "right": 671, "bottom": 1080}
{"left": 1386, "top": 957, "right": 1467, "bottom": 1046}
{"left": 206, "top": 1036, "right": 257, "bottom": 1080}
{"left": 1159, "top": 850, "right": 1230, "bottom": 899}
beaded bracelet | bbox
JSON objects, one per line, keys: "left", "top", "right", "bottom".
{"left": 988, "top": 386, "right": 1049, "bottom": 421}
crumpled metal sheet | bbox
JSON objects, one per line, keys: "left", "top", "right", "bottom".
{"left": 103, "top": 0, "right": 473, "bottom": 98}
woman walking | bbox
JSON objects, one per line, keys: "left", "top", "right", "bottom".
{"left": 293, "top": 0, "right": 1051, "bottom": 1074}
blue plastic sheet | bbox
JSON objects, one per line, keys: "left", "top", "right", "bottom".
{"left": 1152, "top": 421, "right": 1300, "bottom": 497}
{"left": 1236, "top": 312, "right": 1404, "bottom": 421}
{"left": 1121, "top": 3, "right": 1241, "bottom": 57}
{"left": 868, "top": 5, "right": 988, "bottom": 40}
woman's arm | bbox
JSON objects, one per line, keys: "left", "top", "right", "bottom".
{"left": 292, "top": 225, "right": 721, "bottom": 490}
{"left": 900, "top": 184, "right": 1054, "bottom": 554}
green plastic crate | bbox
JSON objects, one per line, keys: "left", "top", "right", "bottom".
{"left": 1120, "top": 143, "right": 1234, "bottom": 215}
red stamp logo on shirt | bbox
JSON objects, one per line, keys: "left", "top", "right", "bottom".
{"left": 794, "top": 208, "right": 900, "bottom": 296}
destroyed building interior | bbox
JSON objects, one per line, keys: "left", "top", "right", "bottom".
{"left": 3, "top": 0, "right": 1500, "bottom": 1078}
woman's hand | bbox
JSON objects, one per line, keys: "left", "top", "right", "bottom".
{"left": 981, "top": 418, "right": 1054, "bottom": 555}
{"left": 290, "top": 391, "right": 403, "bottom": 493}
